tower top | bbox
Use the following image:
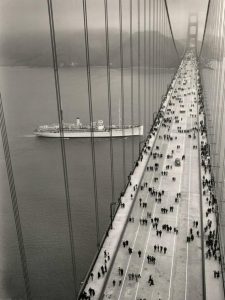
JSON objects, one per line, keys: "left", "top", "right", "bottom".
{"left": 186, "top": 13, "right": 198, "bottom": 52}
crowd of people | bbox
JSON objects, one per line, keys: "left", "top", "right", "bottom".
{"left": 80, "top": 53, "right": 223, "bottom": 300}
{"left": 102, "top": 53, "right": 202, "bottom": 299}
{"left": 198, "top": 76, "right": 222, "bottom": 281}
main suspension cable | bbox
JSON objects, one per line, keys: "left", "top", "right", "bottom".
{"left": 199, "top": 0, "right": 211, "bottom": 58}
{"left": 0, "top": 93, "right": 32, "bottom": 299}
{"left": 164, "top": 0, "right": 180, "bottom": 61}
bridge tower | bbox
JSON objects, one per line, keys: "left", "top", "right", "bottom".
{"left": 186, "top": 13, "right": 198, "bottom": 52}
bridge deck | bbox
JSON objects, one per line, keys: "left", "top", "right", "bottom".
{"left": 80, "top": 54, "right": 224, "bottom": 300}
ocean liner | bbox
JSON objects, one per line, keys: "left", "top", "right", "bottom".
{"left": 34, "top": 117, "right": 143, "bottom": 138}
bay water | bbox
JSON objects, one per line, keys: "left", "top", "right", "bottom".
{"left": 0, "top": 66, "right": 173, "bottom": 299}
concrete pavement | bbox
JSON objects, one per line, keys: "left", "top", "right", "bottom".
{"left": 80, "top": 52, "right": 224, "bottom": 300}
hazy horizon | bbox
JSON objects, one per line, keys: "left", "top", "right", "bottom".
{"left": 0, "top": 0, "right": 208, "bottom": 42}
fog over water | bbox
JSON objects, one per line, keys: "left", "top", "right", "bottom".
{"left": 0, "top": 0, "right": 208, "bottom": 39}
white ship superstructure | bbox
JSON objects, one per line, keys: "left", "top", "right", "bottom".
{"left": 34, "top": 117, "right": 143, "bottom": 138}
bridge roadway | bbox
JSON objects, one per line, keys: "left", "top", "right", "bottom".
{"left": 102, "top": 55, "right": 203, "bottom": 300}
{"left": 80, "top": 53, "right": 224, "bottom": 300}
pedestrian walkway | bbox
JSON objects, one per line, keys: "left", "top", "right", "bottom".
{"left": 79, "top": 51, "right": 224, "bottom": 300}
{"left": 198, "top": 83, "right": 224, "bottom": 300}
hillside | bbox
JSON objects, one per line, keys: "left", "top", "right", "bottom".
{"left": 0, "top": 29, "right": 183, "bottom": 68}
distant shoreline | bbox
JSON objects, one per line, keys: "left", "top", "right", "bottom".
{"left": 0, "top": 64, "right": 175, "bottom": 70}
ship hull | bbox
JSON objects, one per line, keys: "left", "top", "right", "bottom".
{"left": 34, "top": 126, "right": 143, "bottom": 138}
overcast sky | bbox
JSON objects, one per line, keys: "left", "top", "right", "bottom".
{"left": 0, "top": 0, "right": 208, "bottom": 40}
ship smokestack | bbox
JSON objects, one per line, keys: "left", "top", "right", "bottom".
{"left": 76, "top": 117, "right": 81, "bottom": 127}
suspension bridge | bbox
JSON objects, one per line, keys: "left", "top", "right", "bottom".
{"left": 0, "top": 0, "right": 225, "bottom": 299}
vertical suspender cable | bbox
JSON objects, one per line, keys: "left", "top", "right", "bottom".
{"left": 156, "top": 0, "right": 159, "bottom": 111}
{"left": 203, "top": 0, "right": 214, "bottom": 148}
{"left": 162, "top": 1, "right": 165, "bottom": 93}
{"left": 209, "top": 0, "right": 218, "bottom": 125}
{"left": 163, "top": 2, "right": 166, "bottom": 92}
{"left": 218, "top": 149, "right": 225, "bottom": 265}
{"left": 214, "top": 0, "right": 225, "bottom": 182}
{"left": 216, "top": 72, "right": 225, "bottom": 181}
{"left": 205, "top": 1, "right": 215, "bottom": 117}
{"left": 160, "top": 0, "right": 163, "bottom": 104}
{"left": 152, "top": 0, "right": 156, "bottom": 120}
{"left": 158, "top": 0, "right": 161, "bottom": 104}
{"left": 211, "top": 0, "right": 222, "bottom": 132}
{"left": 129, "top": 0, "right": 134, "bottom": 165}
{"left": 119, "top": 0, "right": 126, "bottom": 188}
{"left": 138, "top": 0, "right": 141, "bottom": 151}
{"left": 163, "top": 1, "right": 166, "bottom": 90}
{"left": 155, "top": 0, "right": 158, "bottom": 112}
{"left": 148, "top": 0, "right": 151, "bottom": 130}
{"left": 213, "top": 0, "right": 224, "bottom": 152}
{"left": 144, "top": 0, "right": 147, "bottom": 137}
{"left": 160, "top": 1, "right": 163, "bottom": 103}
{"left": 213, "top": 4, "right": 225, "bottom": 282}
{"left": 157, "top": 0, "right": 161, "bottom": 111}
{"left": 210, "top": 1, "right": 221, "bottom": 160}
{"left": 163, "top": 0, "right": 165, "bottom": 93}
{"left": 213, "top": 1, "right": 224, "bottom": 148}
{"left": 47, "top": 1, "right": 77, "bottom": 296}
{"left": 82, "top": 0, "right": 100, "bottom": 247}
{"left": 159, "top": 0, "right": 163, "bottom": 106}
{"left": 154, "top": 0, "right": 157, "bottom": 114}
{"left": 0, "top": 93, "right": 32, "bottom": 299}
{"left": 104, "top": 0, "right": 115, "bottom": 214}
